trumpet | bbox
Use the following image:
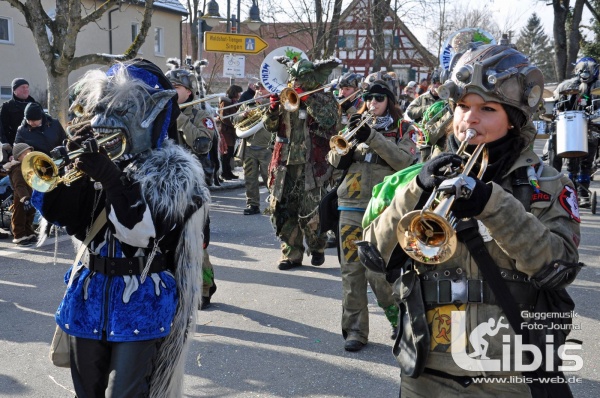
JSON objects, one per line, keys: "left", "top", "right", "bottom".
{"left": 277, "top": 83, "right": 334, "bottom": 112}
{"left": 396, "top": 129, "right": 488, "bottom": 264}
{"left": 22, "top": 132, "right": 127, "bottom": 193}
{"left": 179, "top": 94, "right": 221, "bottom": 109}
{"left": 329, "top": 112, "right": 374, "bottom": 155}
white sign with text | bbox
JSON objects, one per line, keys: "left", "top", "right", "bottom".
{"left": 223, "top": 55, "right": 245, "bottom": 78}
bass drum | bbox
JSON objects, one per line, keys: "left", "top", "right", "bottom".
{"left": 259, "top": 46, "right": 308, "bottom": 94}
{"left": 555, "top": 110, "right": 589, "bottom": 157}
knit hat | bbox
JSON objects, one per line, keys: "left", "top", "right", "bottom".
{"left": 12, "top": 78, "right": 29, "bottom": 92}
{"left": 364, "top": 79, "right": 397, "bottom": 104}
{"left": 25, "top": 103, "right": 44, "bottom": 121}
{"left": 12, "top": 143, "right": 33, "bottom": 160}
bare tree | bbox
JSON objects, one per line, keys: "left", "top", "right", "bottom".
{"left": 3, "top": 0, "right": 155, "bottom": 125}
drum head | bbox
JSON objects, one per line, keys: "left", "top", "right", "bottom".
{"left": 259, "top": 46, "right": 308, "bottom": 94}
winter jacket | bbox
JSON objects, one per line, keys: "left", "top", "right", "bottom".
{"left": 218, "top": 97, "right": 238, "bottom": 146}
{"left": 406, "top": 90, "right": 439, "bottom": 123}
{"left": 14, "top": 114, "right": 67, "bottom": 155}
{"left": 0, "top": 95, "right": 38, "bottom": 145}
{"left": 363, "top": 147, "right": 580, "bottom": 377}
{"left": 327, "top": 121, "right": 417, "bottom": 209}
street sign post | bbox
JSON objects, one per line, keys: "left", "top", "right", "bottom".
{"left": 204, "top": 32, "right": 268, "bottom": 54}
{"left": 223, "top": 55, "right": 245, "bottom": 78}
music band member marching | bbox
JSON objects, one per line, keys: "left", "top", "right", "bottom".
{"left": 326, "top": 79, "right": 417, "bottom": 351}
{"left": 264, "top": 57, "right": 340, "bottom": 270}
{"left": 31, "top": 60, "right": 209, "bottom": 397}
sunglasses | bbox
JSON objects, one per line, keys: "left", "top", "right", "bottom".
{"left": 363, "top": 93, "right": 387, "bottom": 102}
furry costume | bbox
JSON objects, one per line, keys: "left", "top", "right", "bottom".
{"left": 32, "top": 60, "right": 208, "bottom": 397}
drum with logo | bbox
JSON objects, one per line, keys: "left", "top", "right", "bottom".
{"left": 555, "top": 110, "right": 589, "bottom": 157}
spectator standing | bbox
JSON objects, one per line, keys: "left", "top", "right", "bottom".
{"left": 0, "top": 78, "right": 38, "bottom": 146}
{"left": 416, "top": 77, "right": 429, "bottom": 96}
{"left": 14, "top": 103, "right": 67, "bottom": 155}
{"left": 238, "top": 80, "right": 257, "bottom": 103}
{"left": 219, "top": 85, "right": 243, "bottom": 180}
{"left": 2, "top": 143, "right": 36, "bottom": 245}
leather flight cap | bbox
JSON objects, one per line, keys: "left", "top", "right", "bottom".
{"left": 88, "top": 254, "right": 168, "bottom": 276}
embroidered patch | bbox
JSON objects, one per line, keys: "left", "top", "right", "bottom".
{"left": 558, "top": 185, "right": 580, "bottom": 222}
{"left": 345, "top": 172, "right": 362, "bottom": 199}
{"left": 340, "top": 224, "right": 362, "bottom": 262}
{"left": 531, "top": 189, "right": 551, "bottom": 203}
{"left": 203, "top": 118, "right": 214, "bottom": 129}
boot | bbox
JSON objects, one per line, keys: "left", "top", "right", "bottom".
{"left": 578, "top": 181, "right": 591, "bottom": 208}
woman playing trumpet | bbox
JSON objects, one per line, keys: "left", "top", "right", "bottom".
{"left": 362, "top": 44, "right": 580, "bottom": 397}
{"left": 326, "top": 79, "right": 417, "bottom": 352}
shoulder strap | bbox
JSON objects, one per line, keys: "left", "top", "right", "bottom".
{"left": 511, "top": 166, "right": 533, "bottom": 212}
{"left": 66, "top": 209, "right": 107, "bottom": 289}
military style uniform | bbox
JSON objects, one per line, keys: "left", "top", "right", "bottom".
{"left": 364, "top": 144, "right": 580, "bottom": 396}
{"left": 233, "top": 102, "right": 273, "bottom": 210}
{"left": 174, "top": 104, "right": 218, "bottom": 300}
{"left": 327, "top": 120, "right": 416, "bottom": 345}
{"left": 264, "top": 91, "right": 339, "bottom": 264}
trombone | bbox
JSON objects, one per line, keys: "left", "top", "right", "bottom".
{"left": 337, "top": 89, "right": 363, "bottom": 107}
{"left": 396, "top": 129, "right": 488, "bottom": 264}
{"left": 330, "top": 112, "right": 374, "bottom": 155}
{"left": 179, "top": 94, "right": 221, "bottom": 109}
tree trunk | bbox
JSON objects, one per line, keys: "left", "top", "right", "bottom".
{"left": 568, "top": 0, "right": 585, "bottom": 71}
{"left": 553, "top": 0, "right": 570, "bottom": 81}
{"left": 324, "top": 0, "right": 343, "bottom": 58}
{"left": 371, "top": 0, "right": 391, "bottom": 72}
{"left": 47, "top": 72, "right": 70, "bottom": 128}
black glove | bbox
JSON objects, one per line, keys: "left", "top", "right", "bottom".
{"left": 416, "top": 152, "right": 463, "bottom": 191}
{"left": 66, "top": 124, "right": 95, "bottom": 151}
{"left": 74, "top": 152, "right": 122, "bottom": 189}
{"left": 21, "top": 197, "right": 33, "bottom": 211}
{"left": 341, "top": 98, "right": 353, "bottom": 113}
{"left": 348, "top": 113, "right": 371, "bottom": 143}
{"left": 450, "top": 178, "right": 493, "bottom": 219}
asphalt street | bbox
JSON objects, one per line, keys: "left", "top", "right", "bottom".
{"left": 0, "top": 154, "right": 599, "bottom": 397}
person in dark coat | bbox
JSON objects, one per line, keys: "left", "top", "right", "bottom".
{"left": 14, "top": 103, "right": 67, "bottom": 155}
{"left": 0, "top": 78, "right": 39, "bottom": 146}
{"left": 238, "top": 81, "right": 257, "bottom": 103}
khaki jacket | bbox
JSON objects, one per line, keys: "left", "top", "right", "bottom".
{"left": 406, "top": 90, "right": 439, "bottom": 122}
{"left": 327, "top": 124, "right": 417, "bottom": 209}
{"left": 363, "top": 148, "right": 580, "bottom": 376}
{"left": 175, "top": 105, "right": 217, "bottom": 151}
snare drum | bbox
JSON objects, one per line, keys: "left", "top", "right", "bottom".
{"left": 555, "top": 110, "right": 588, "bottom": 157}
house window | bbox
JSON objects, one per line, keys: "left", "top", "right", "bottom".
{"left": 0, "top": 16, "right": 13, "bottom": 44}
{"left": 154, "top": 27, "right": 164, "bottom": 55}
{"left": 345, "top": 35, "right": 356, "bottom": 49}
{"left": 131, "top": 22, "right": 139, "bottom": 42}
{"left": 1, "top": 86, "right": 11, "bottom": 100}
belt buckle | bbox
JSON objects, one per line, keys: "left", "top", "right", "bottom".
{"left": 467, "top": 280, "right": 484, "bottom": 303}
{"left": 437, "top": 280, "right": 468, "bottom": 304}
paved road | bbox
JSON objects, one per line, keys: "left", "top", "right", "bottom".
{"left": 0, "top": 156, "right": 599, "bottom": 397}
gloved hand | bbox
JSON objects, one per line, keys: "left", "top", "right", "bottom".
{"left": 21, "top": 197, "right": 33, "bottom": 211}
{"left": 416, "top": 152, "right": 464, "bottom": 192}
{"left": 294, "top": 87, "right": 309, "bottom": 101}
{"left": 348, "top": 113, "right": 371, "bottom": 143}
{"left": 74, "top": 152, "right": 122, "bottom": 189}
{"left": 451, "top": 178, "right": 493, "bottom": 219}
{"left": 269, "top": 94, "right": 279, "bottom": 111}
{"left": 66, "top": 124, "right": 95, "bottom": 151}
{"left": 340, "top": 98, "right": 353, "bottom": 113}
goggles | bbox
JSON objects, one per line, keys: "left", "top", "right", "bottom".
{"left": 363, "top": 93, "right": 387, "bottom": 102}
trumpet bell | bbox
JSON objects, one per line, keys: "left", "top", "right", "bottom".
{"left": 22, "top": 151, "right": 62, "bottom": 193}
{"left": 397, "top": 210, "right": 457, "bottom": 264}
{"left": 329, "top": 135, "right": 352, "bottom": 155}
{"left": 279, "top": 87, "right": 299, "bottom": 112}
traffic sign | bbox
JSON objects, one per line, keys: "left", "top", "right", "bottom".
{"left": 223, "top": 55, "right": 245, "bottom": 78}
{"left": 204, "top": 32, "right": 269, "bottom": 54}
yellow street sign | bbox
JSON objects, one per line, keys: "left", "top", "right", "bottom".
{"left": 204, "top": 32, "right": 269, "bottom": 54}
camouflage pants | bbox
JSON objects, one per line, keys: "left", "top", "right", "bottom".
{"left": 339, "top": 210, "right": 397, "bottom": 344}
{"left": 270, "top": 164, "right": 326, "bottom": 262}
{"left": 201, "top": 249, "right": 215, "bottom": 297}
{"left": 243, "top": 147, "right": 271, "bottom": 207}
